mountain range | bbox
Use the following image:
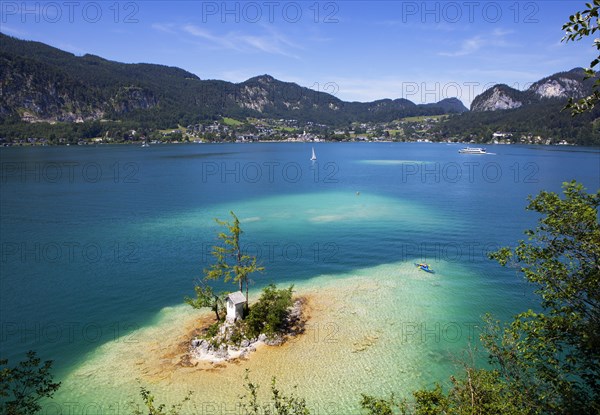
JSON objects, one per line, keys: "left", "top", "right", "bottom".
{"left": 440, "top": 68, "right": 600, "bottom": 146}
{"left": 470, "top": 68, "right": 595, "bottom": 112}
{"left": 0, "top": 33, "right": 467, "bottom": 126}
{"left": 1, "top": 33, "right": 598, "bottom": 145}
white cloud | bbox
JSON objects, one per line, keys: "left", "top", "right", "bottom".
{"left": 160, "top": 23, "right": 301, "bottom": 58}
{"left": 439, "top": 35, "right": 485, "bottom": 57}
{"left": 491, "top": 28, "right": 514, "bottom": 37}
{"left": 439, "top": 29, "right": 513, "bottom": 57}
{"left": 182, "top": 24, "right": 237, "bottom": 49}
{"left": 151, "top": 23, "right": 177, "bottom": 34}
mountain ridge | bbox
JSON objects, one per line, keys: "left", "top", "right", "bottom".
{"left": 1, "top": 33, "right": 598, "bottom": 146}
{"left": 0, "top": 33, "right": 468, "bottom": 125}
{"left": 470, "top": 68, "right": 594, "bottom": 112}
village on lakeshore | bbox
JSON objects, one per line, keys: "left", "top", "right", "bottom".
{"left": 1, "top": 115, "right": 574, "bottom": 147}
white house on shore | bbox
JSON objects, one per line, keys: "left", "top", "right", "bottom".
{"left": 226, "top": 291, "right": 247, "bottom": 322}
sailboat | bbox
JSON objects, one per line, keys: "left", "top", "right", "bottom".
{"left": 310, "top": 147, "right": 317, "bottom": 161}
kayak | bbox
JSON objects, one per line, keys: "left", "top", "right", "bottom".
{"left": 415, "top": 263, "right": 435, "bottom": 273}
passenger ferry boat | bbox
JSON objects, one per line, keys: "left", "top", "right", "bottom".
{"left": 458, "top": 147, "right": 486, "bottom": 154}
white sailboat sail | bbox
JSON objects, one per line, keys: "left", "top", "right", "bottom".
{"left": 311, "top": 147, "right": 317, "bottom": 161}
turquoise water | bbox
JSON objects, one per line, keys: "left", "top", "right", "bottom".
{"left": 1, "top": 142, "right": 598, "bottom": 412}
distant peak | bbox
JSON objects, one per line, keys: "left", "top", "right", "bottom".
{"left": 245, "top": 74, "right": 276, "bottom": 83}
{"left": 438, "top": 97, "right": 460, "bottom": 103}
{"left": 82, "top": 53, "right": 104, "bottom": 60}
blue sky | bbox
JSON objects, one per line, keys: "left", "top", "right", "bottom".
{"left": 0, "top": 1, "right": 595, "bottom": 106}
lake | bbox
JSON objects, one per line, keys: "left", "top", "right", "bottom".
{"left": 1, "top": 142, "right": 598, "bottom": 413}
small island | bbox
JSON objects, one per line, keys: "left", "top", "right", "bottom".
{"left": 183, "top": 212, "right": 308, "bottom": 364}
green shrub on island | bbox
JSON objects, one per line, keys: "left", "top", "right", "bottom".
{"left": 191, "top": 284, "right": 297, "bottom": 351}
{"left": 245, "top": 284, "right": 295, "bottom": 339}
{"left": 204, "top": 322, "right": 220, "bottom": 340}
{"left": 228, "top": 324, "right": 244, "bottom": 346}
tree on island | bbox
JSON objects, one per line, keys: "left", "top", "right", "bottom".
{"left": 185, "top": 211, "right": 263, "bottom": 321}
{"left": 185, "top": 212, "right": 297, "bottom": 345}
{"left": 0, "top": 351, "right": 61, "bottom": 415}
{"left": 184, "top": 280, "right": 226, "bottom": 322}
{"left": 359, "top": 181, "right": 600, "bottom": 414}
{"left": 205, "top": 211, "right": 264, "bottom": 305}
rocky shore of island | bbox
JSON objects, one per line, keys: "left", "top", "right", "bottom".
{"left": 186, "top": 297, "right": 306, "bottom": 364}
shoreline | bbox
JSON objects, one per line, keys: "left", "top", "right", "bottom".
{"left": 0, "top": 140, "right": 589, "bottom": 148}
{"left": 51, "top": 260, "right": 487, "bottom": 412}
{"left": 184, "top": 297, "right": 308, "bottom": 365}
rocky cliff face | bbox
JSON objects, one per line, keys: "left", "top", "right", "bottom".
{"left": 236, "top": 79, "right": 274, "bottom": 113}
{"left": 471, "top": 85, "right": 524, "bottom": 112}
{"left": 0, "top": 57, "right": 99, "bottom": 122}
{"left": 234, "top": 75, "right": 342, "bottom": 114}
{"left": 471, "top": 68, "right": 592, "bottom": 112}
{"left": 0, "top": 54, "right": 159, "bottom": 122}
{"left": 111, "top": 86, "right": 158, "bottom": 114}
{"left": 530, "top": 77, "right": 585, "bottom": 99}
